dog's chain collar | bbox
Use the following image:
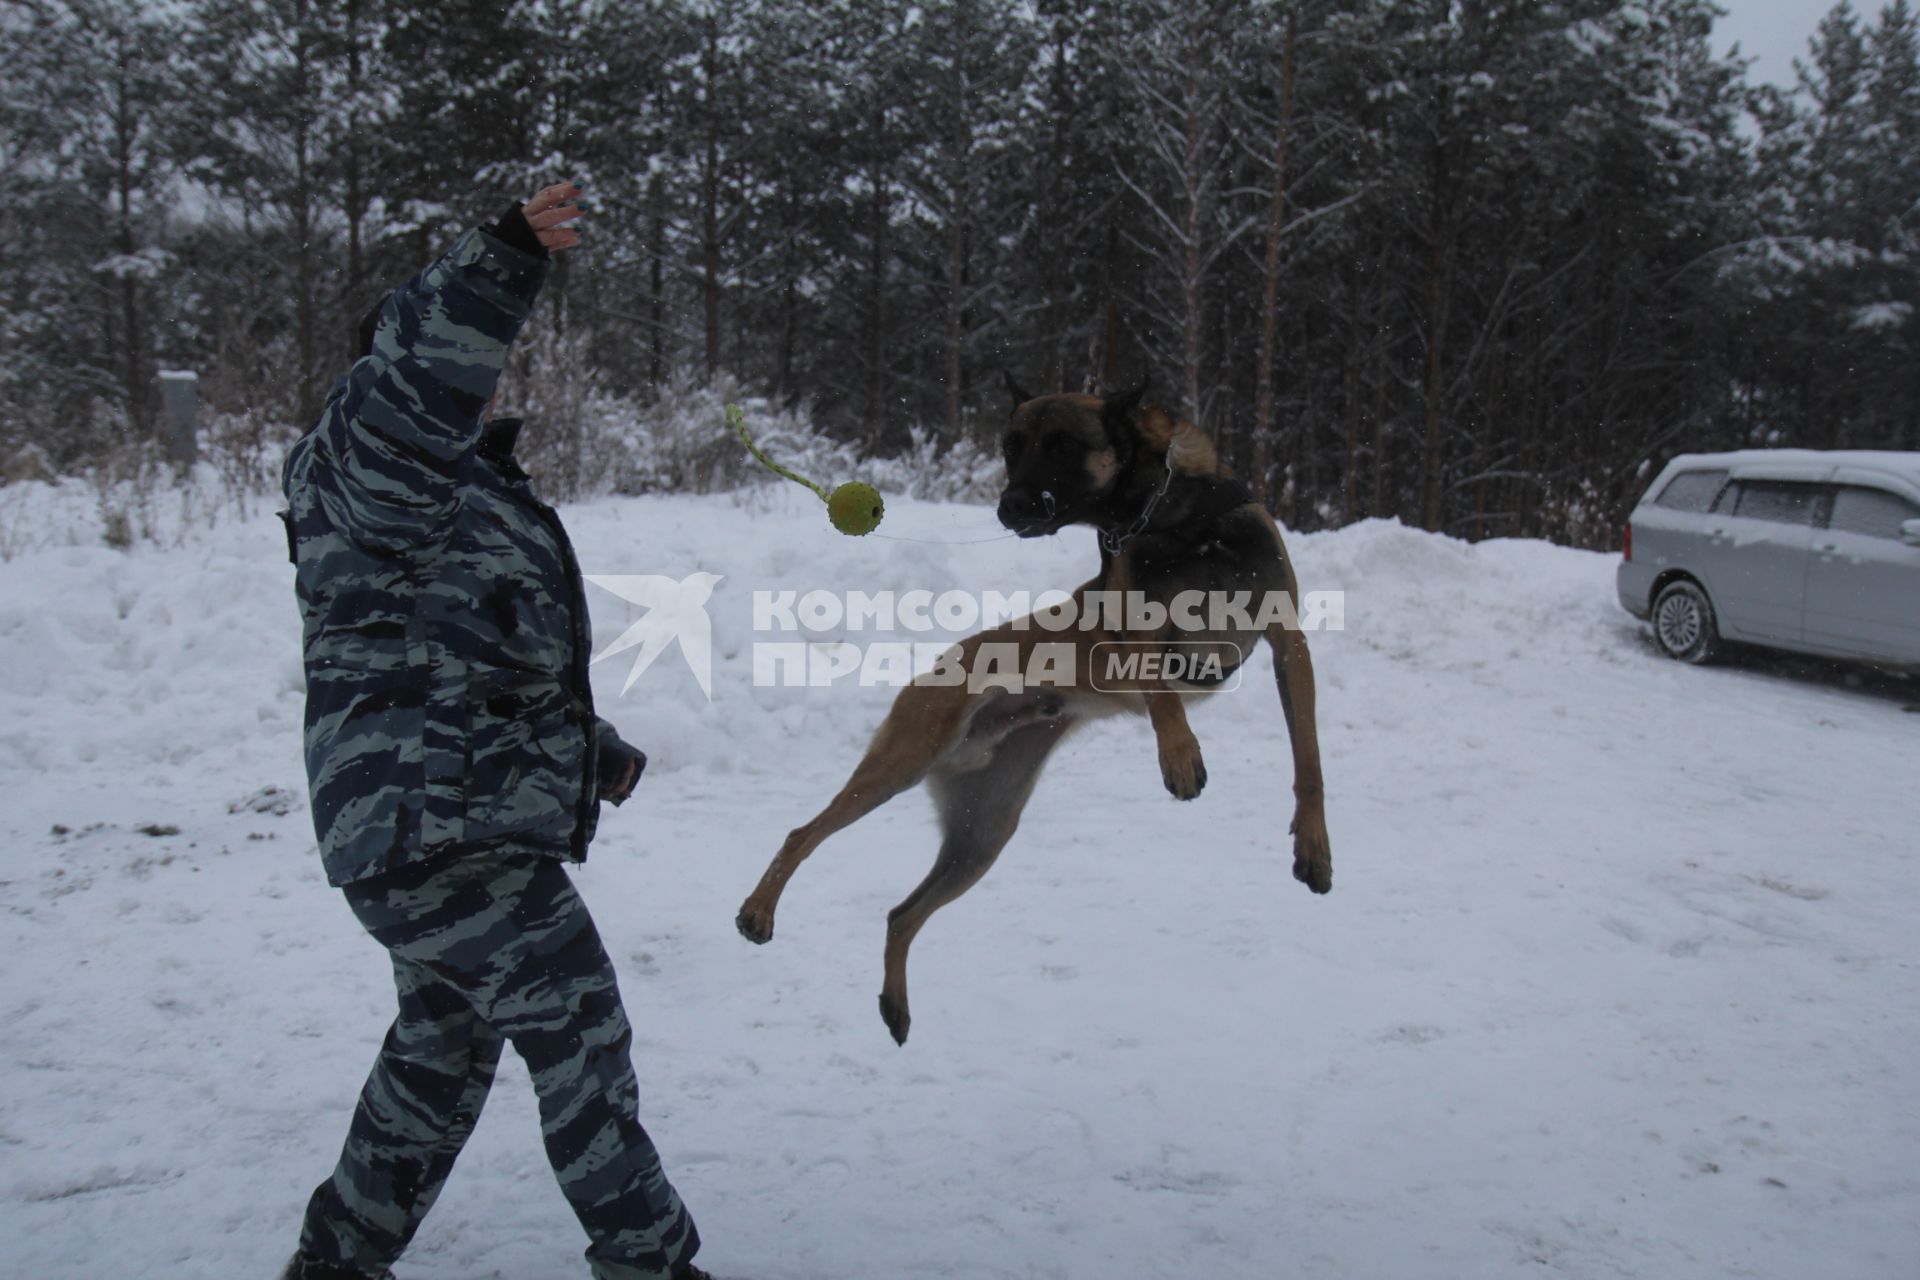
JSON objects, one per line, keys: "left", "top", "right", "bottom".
{"left": 1100, "top": 451, "right": 1177, "bottom": 556}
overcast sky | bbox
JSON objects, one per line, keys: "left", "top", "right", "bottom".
{"left": 1714, "top": 0, "right": 1893, "bottom": 87}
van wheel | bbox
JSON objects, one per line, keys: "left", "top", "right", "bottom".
{"left": 1652, "top": 580, "right": 1719, "bottom": 664}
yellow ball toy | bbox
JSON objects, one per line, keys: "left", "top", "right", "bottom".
{"left": 827, "top": 481, "right": 885, "bottom": 536}
{"left": 726, "top": 403, "right": 887, "bottom": 537}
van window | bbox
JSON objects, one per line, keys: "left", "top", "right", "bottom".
{"left": 1653, "top": 469, "right": 1727, "bottom": 512}
{"left": 1733, "top": 480, "right": 1820, "bottom": 525}
{"left": 1828, "top": 485, "right": 1919, "bottom": 539}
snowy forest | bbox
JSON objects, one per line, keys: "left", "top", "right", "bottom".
{"left": 2, "top": 0, "right": 1916, "bottom": 546}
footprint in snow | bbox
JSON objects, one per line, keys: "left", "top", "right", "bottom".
{"left": 1600, "top": 915, "right": 1647, "bottom": 944}
{"left": 1746, "top": 874, "right": 1829, "bottom": 902}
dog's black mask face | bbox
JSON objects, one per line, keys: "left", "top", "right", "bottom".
{"left": 996, "top": 382, "right": 1145, "bottom": 537}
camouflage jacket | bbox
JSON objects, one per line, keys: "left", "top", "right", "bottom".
{"left": 282, "top": 223, "right": 640, "bottom": 886}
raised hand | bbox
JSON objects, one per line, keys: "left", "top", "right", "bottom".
{"left": 521, "top": 181, "right": 587, "bottom": 254}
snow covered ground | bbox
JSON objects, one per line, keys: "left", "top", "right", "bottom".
{"left": 1, "top": 486, "right": 1914, "bottom": 1279}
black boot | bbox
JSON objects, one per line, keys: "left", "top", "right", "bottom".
{"left": 280, "top": 1252, "right": 395, "bottom": 1280}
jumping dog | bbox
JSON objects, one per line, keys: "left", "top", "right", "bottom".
{"left": 736, "top": 379, "right": 1332, "bottom": 1044}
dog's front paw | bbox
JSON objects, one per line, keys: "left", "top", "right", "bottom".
{"left": 1159, "top": 742, "right": 1208, "bottom": 800}
{"left": 1289, "top": 808, "right": 1331, "bottom": 894}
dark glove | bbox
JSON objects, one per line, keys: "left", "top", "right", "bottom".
{"left": 598, "top": 738, "right": 646, "bottom": 806}
{"left": 486, "top": 204, "right": 548, "bottom": 259}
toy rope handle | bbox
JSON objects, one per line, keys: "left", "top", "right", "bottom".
{"left": 727, "top": 403, "right": 829, "bottom": 503}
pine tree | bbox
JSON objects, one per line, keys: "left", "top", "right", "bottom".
{"left": 0, "top": 0, "right": 184, "bottom": 453}
{"left": 892, "top": 0, "right": 1038, "bottom": 443}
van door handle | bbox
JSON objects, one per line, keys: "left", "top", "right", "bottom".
{"left": 1815, "top": 541, "right": 1838, "bottom": 554}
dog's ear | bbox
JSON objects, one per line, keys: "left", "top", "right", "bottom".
{"left": 1167, "top": 420, "right": 1220, "bottom": 476}
{"left": 1100, "top": 378, "right": 1149, "bottom": 463}
{"left": 1003, "top": 370, "right": 1034, "bottom": 411}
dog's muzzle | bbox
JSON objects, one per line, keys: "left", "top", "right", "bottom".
{"left": 997, "top": 486, "right": 1059, "bottom": 536}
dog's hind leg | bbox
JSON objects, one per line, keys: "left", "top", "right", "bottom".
{"left": 736, "top": 680, "right": 971, "bottom": 945}
{"left": 878, "top": 705, "right": 1073, "bottom": 1045}
{"left": 1267, "top": 602, "right": 1330, "bottom": 894}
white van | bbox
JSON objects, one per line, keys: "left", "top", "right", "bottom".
{"left": 1617, "top": 449, "right": 1920, "bottom": 671}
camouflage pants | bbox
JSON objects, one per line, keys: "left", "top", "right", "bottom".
{"left": 298, "top": 848, "right": 701, "bottom": 1279}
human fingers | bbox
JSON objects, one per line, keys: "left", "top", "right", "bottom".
{"left": 526, "top": 202, "right": 586, "bottom": 231}
{"left": 521, "top": 180, "right": 581, "bottom": 218}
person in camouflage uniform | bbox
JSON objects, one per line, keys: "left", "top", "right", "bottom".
{"left": 279, "top": 182, "right": 708, "bottom": 1280}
